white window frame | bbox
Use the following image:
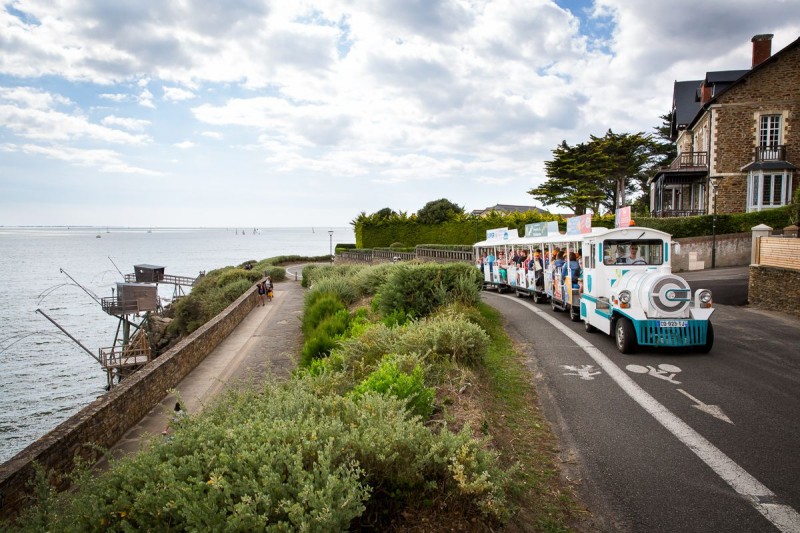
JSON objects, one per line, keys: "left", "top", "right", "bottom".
{"left": 759, "top": 115, "right": 782, "bottom": 147}
{"left": 747, "top": 170, "right": 794, "bottom": 212}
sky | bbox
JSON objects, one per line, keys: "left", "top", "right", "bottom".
{"left": 1, "top": 1, "right": 798, "bottom": 228}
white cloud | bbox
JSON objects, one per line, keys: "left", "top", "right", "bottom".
{"left": 174, "top": 140, "right": 195, "bottom": 149}
{"left": 0, "top": 86, "right": 72, "bottom": 110}
{"left": 200, "top": 131, "right": 222, "bottom": 139}
{"left": 7, "top": 143, "right": 161, "bottom": 175}
{"left": 101, "top": 115, "right": 151, "bottom": 131}
{"left": 162, "top": 86, "right": 195, "bottom": 101}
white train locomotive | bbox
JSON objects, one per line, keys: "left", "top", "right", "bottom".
{"left": 475, "top": 226, "right": 715, "bottom": 354}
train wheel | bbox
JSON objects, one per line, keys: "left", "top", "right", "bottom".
{"left": 699, "top": 322, "right": 714, "bottom": 353}
{"left": 532, "top": 290, "right": 542, "bottom": 304}
{"left": 569, "top": 304, "right": 581, "bottom": 322}
{"left": 615, "top": 317, "right": 637, "bottom": 354}
{"left": 515, "top": 289, "right": 524, "bottom": 298}
{"left": 551, "top": 297, "right": 560, "bottom": 312}
{"left": 584, "top": 319, "right": 597, "bottom": 333}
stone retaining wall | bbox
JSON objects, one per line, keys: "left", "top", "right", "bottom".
{"left": 748, "top": 265, "right": 800, "bottom": 318}
{"left": 0, "top": 284, "right": 260, "bottom": 521}
{"left": 672, "top": 232, "right": 752, "bottom": 271}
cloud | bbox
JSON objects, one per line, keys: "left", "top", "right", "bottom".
{"left": 162, "top": 86, "right": 195, "bottom": 101}
{"left": 0, "top": 86, "right": 72, "bottom": 110}
{"left": 5, "top": 142, "right": 161, "bottom": 175}
{"left": 174, "top": 140, "right": 195, "bottom": 149}
{"left": 101, "top": 115, "right": 151, "bottom": 131}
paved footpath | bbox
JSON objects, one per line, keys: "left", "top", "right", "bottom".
{"left": 102, "top": 277, "right": 304, "bottom": 463}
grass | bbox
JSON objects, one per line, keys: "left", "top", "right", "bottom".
{"left": 475, "top": 303, "right": 584, "bottom": 532}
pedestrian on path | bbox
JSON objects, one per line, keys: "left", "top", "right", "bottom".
{"left": 256, "top": 281, "right": 266, "bottom": 306}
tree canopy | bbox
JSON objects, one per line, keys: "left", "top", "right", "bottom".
{"left": 529, "top": 130, "right": 660, "bottom": 215}
{"left": 415, "top": 198, "right": 464, "bottom": 224}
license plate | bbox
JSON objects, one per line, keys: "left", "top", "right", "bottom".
{"left": 659, "top": 320, "right": 687, "bottom": 328}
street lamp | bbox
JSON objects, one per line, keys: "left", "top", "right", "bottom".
{"left": 710, "top": 178, "right": 719, "bottom": 269}
{"left": 328, "top": 230, "right": 334, "bottom": 263}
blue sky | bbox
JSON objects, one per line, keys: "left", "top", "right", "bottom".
{"left": 1, "top": 0, "right": 798, "bottom": 227}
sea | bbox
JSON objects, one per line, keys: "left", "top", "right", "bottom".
{"left": 0, "top": 226, "right": 354, "bottom": 463}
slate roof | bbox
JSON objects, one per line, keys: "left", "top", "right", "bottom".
{"left": 672, "top": 80, "right": 703, "bottom": 137}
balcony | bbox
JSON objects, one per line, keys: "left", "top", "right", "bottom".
{"left": 753, "top": 144, "right": 787, "bottom": 162}
{"left": 667, "top": 151, "right": 708, "bottom": 170}
{"left": 651, "top": 209, "right": 706, "bottom": 218}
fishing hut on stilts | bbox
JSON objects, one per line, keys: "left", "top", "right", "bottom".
{"left": 98, "top": 265, "right": 200, "bottom": 389}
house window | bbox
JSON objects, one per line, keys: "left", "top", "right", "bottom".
{"left": 759, "top": 115, "right": 781, "bottom": 147}
{"left": 747, "top": 171, "right": 793, "bottom": 211}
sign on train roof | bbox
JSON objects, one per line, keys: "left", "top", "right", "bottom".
{"left": 525, "top": 221, "right": 559, "bottom": 237}
{"left": 615, "top": 206, "right": 631, "bottom": 228}
{"left": 566, "top": 214, "right": 592, "bottom": 235}
{"left": 485, "top": 227, "right": 519, "bottom": 241}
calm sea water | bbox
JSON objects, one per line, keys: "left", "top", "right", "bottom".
{"left": 0, "top": 226, "right": 353, "bottom": 463}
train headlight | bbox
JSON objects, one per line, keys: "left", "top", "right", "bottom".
{"left": 619, "top": 290, "right": 631, "bottom": 308}
{"left": 696, "top": 289, "right": 713, "bottom": 308}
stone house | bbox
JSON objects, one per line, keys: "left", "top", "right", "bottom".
{"left": 650, "top": 34, "right": 799, "bottom": 217}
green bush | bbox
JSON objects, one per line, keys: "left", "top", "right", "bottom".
{"left": 214, "top": 267, "right": 261, "bottom": 287}
{"left": 398, "top": 314, "right": 490, "bottom": 366}
{"left": 300, "top": 331, "right": 339, "bottom": 366}
{"left": 350, "top": 358, "right": 434, "bottom": 419}
{"left": 302, "top": 294, "right": 347, "bottom": 336}
{"left": 14, "top": 381, "right": 508, "bottom": 531}
{"left": 308, "top": 276, "right": 359, "bottom": 306}
{"left": 263, "top": 266, "right": 286, "bottom": 281}
{"left": 373, "top": 263, "right": 483, "bottom": 319}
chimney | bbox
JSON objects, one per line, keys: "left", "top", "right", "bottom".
{"left": 751, "top": 34, "right": 773, "bottom": 68}
{"left": 700, "top": 83, "right": 713, "bottom": 104}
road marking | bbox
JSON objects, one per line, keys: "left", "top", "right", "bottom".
{"left": 504, "top": 295, "right": 800, "bottom": 533}
{"left": 561, "top": 364, "right": 602, "bottom": 380}
{"left": 677, "top": 388, "right": 734, "bottom": 425}
{"left": 626, "top": 363, "right": 682, "bottom": 384}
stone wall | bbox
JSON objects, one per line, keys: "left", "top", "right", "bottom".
{"left": 0, "top": 284, "right": 260, "bottom": 521}
{"left": 711, "top": 42, "right": 800, "bottom": 214}
{"left": 672, "top": 232, "right": 752, "bottom": 271}
{"left": 749, "top": 265, "right": 800, "bottom": 317}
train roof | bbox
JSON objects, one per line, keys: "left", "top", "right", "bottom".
{"left": 472, "top": 226, "right": 673, "bottom": 248}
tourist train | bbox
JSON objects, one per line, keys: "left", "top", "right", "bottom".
{"left": 473, "top": 222, "right": 715, "bottom": 354}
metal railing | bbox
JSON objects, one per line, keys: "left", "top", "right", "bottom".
{"left": 667, "top": 151, "right": 708, "bottom": 170}
{"left": 100, "top": 297, "right": 142, "bottom": 315}
{"left": 415, "top": 248, "right": 473, "bottom": 262}
{"left": 100, "top": 343, "right": 151, "bottom": 369}
{"left": 753, "top": 145, "right": 787, "bottom": 162}
{"left": 651, "top": 209, "right": 707, "bottom": 218}
{"left": 124, "top": 273, "right": 199, "bottom": 286}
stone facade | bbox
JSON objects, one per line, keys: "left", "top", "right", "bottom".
{"left": 709, "top": 40, "right": 800, "bottom": 214}
{"left": 749, "top": 265, "right": 800, "bottom": 317}
{"left": 0, "top": 283, "right": 261, "bottom": 521}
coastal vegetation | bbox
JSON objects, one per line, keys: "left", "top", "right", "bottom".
{"left": 9, "top": 260, "right": 580, "bottom": 531}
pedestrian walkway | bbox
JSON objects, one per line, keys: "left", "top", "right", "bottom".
{"left": 103, "top": 278, "right": 304, "bottom": 462}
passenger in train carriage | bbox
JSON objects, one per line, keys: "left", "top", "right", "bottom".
{"left": 562, "top": 252, "right": 582, "bottom": 289}
{"left": 497, "top": 251, "right": 508, "bottom": 282}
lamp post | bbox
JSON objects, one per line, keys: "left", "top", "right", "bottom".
{"left": 711, "top": 178, "right": 719, "bottom": 269}
{"left": 328, "top": 230, "right": 334, "bottom": 263}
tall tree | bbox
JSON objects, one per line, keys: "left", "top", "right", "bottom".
{"left": 415, "top": 198, "right": 464, "bottom": 224}
{"left": 528, "top": 141, "right": 606, "bottom": 215}
{"left": 589, "top": 130, "right": 658, "bottom": 212}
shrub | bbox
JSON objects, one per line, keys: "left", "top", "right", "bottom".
{"left": 308, "top": 276, "right": 359, "bottom": 306}
{"left": 373, "top": 263, "right": 484, "bottom": 319}
{"left": 214, "top": 267, "right": 261, "bottom": 287}
{"left": 300, "top": 332, "right": 339, "bottom": 366}
{"left": 398, "top": 314, "right": 490, "bottom": 366}
{"left": 350, "top": 358, "right": 435, "bottom": 419}
{"left": 263, "top": 266, "right": 286, "bottom": 281}
{"left": 350, "top": 263, "right": 396, "bottom": 296}
{"left": 302, "top": 294, "right": 347, "bottom": 336}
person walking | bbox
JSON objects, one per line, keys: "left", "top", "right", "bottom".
{"left": 256, "top": 281, "right": 266, "bottom": 306}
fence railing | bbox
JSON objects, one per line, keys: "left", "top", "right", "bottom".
{"left": 669, "top": 151, "right": 708, "bottom": 170}
{"left": 753, "top": 145, "right": 787, "bottom": 162}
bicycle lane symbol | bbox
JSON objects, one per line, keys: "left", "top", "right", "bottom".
{"left": 625, "top": 363, "right": 682, "bottom": 384}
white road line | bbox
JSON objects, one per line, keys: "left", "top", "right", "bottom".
{"left": 504, "top": 295, "right": 800, "bottom": 533}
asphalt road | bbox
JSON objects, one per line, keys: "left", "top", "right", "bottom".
{"left": 483, "top": 290, "right": 800, "bottom": 532}
{"left": 680, "top": 266, "right": 750, "bottom": 306}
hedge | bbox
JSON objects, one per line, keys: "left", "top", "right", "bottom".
{"left": 354, "top": 206, "right": 793, "bottom": 248}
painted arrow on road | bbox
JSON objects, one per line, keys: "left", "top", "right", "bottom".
{"left": 677, "top": 389, "right": 733, "bottom": 425}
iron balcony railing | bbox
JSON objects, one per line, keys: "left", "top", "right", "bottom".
{"left": 668, "top": 151, "right": 708, "bottom": 170}
{"left": 753, "top": 144, "right": 787, "bottom": 162}
{"left": 651, "top": 209, "right": 707, "bottom": 218}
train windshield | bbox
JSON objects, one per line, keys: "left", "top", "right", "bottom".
{"left": 602, "top": 239, "right": 664, "bottom": 266}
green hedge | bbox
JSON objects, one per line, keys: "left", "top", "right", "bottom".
{"left": 355, "top": 206, "right": 793, "bottom": 247}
